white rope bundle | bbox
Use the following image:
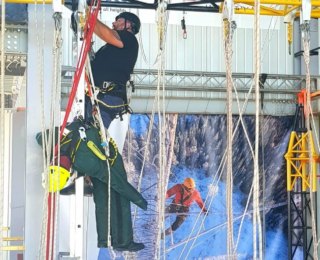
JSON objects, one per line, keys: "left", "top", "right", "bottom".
{"left": 309, "top": 100, "right": 320, "bottom": 253}
{"left": 301, "top": 22, "right": 319, "bottom": 260}
{"left": 155, "top": 3, "right": 170, "bottom": 259}
{"left": 37, "top": 7, "right": 63, "bottom": 259}
{"left": 176, "top": 13, "right": 286, "bottom": 258}
{"left": 223, "top": 16, "right": 235, "bottom": 258}
{"left": 178, "top": 76, "right": 261, "bottom": 258}
{"left": 133, "top": 8, "right": 278, "bottom": 259}
{"left": 253, "top": 0, "right": 263, "bottom": 259}
{"left": 85, "top": 56, "right": 113, "bottom": 247}
{"left": 51, "top": 11, "right": 63, "bottom": 259}
{"left": 34, "top": 3, "right": 53, "bottom": 258}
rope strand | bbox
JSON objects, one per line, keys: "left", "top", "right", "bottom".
{"left": 223, "top": 16, "right": 235, "bottom": 258}
{"left": 253, "top": 0, "right": 263, "bottom": 258}
{"left": 0, "top": 0, "right": 6, "bottom": 258}
{"left": 302, "top": 22, "right": 319, "bottom": 260}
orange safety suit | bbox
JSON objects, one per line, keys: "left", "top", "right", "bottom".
{"left": 165, "top": 183, "right": 207, "bottom": 234}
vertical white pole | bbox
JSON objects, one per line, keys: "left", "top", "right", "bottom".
{"left": 3, "top": 111, "right": 13, "bottom": 260}
{"left": 26, "top": 5, "right": 55, "bottom": 259}
{"left": 69, "top": 1, "right": 87, "bottom": 258}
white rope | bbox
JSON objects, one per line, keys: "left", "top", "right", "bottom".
{"left": 311, "top": 109, "right": 320, "bottom": 251}
{"left": 302, "top": 23, "right": 319, "bottom": 260}
{"left": 136, "top": 114, "right": 156, "bottom": 192}
{"left": 179, "top": 15, "right": 267, "bottom": 259}
{"left": 130, "top": 10, "right": 171, "bottom": 259}
{"left": 155, "top": 3, "right": 168, "bottom": 259}
{"left": 177, "top": 9, "right": 280, "bottom": 257}
{"left": 38, "top": 8, "right": 63, "bottom": 259}
{"left": 85, "top": 55, "right": 113, "bottom": 247}
{"left": 137, "top": 9, "right": 275, "bottom": 260}
{"left": 181, "top": 82, "right": 257, "bottom": 258}
{"left": 259, "top": 111, "right": 266, "bottom": 255}
{"left": 33, "top": 2, "right": 54, "bottom": 258}
{"left": 134, "top": 10, "right": 276, "bottom": 258}
{"left": 32, "top": 6, "right": 64, "bottom": 260}
{"left": 136, "top": 9, "right": 151, "bottom": 66}
{"left": 223, "top": 17, "right": 235, "bottom": 258}
{"left": 129, "top": 56, "right": 173, "bottom": 260}
{"left": 231, "top": 76, "right": 258, "bottom": 255}
{"left": 180, "top": 72, "right": 270, "bottom": 258}
{"left": 51, "top": 11, "right": 63, "bottom": 259}
{"left": 261, "top": 16, "right": 278, "bottom": 65}
{"left": 165, "top": 202, "right": 287, "bottom": 254}
{"left": 177, "top": 51, "right": 264, "bottom": 256}
{"left": 131, "top": 110, "right": 157, "bottom": 231}
{"left": 106, "top": 159, "right": 112, "bottom": 248}
{"left": 253, "top": 0, "right": 263, "bottom": 258}
{"left": 0, "top": 0, "right": 6, "bottom": 258}
{"left": 132, "top": 6, "right": 170, "bottom": 194}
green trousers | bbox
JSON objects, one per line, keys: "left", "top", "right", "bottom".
{"left": 74, "top": 145, "right": 147, "bottom": 248}
{"left": 36, "top": 121, "right": 147, "bottom": 248}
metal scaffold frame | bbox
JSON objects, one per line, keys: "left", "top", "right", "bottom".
{"left": 286, "top": 130, "right": 318, "bottom": 259}
{"left": 285, "top": 98, "right": 320, "bottom": 259}
{"left": 60, "top": 67, "right": 320, "bottom": 115}
{"left": 288, "top": 190, "right": 317, "bottom": 259}
{"left": 62, "top": 67, "right": 320, "bottom": 103}
{"left": 132, "top": 69, "right": 318, "bottom": 94}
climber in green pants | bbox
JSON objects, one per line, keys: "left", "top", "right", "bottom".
{"left": 36, "top": 119, "right": 147, "bottom": 252}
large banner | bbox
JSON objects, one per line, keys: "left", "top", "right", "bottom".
{"left": 123, "top": 114, "right": 293, "bottom": 259}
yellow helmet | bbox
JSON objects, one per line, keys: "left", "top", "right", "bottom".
{"left": 48, "top": 165, "right": 70, "bottom": 192}
{"left": 183, "top": 177, "right": 195, "bottom": 189}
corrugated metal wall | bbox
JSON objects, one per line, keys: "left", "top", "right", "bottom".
{"left": 130, "top": 22, "right": 292, "bottom": 74}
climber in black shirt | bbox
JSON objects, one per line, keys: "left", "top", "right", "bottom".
{"left": 86, "top": 12, "right": 140, "bottom": 128}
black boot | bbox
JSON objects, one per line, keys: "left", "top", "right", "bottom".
{"left": 161, "top": 227, "right": 173, "bottom": 239}
{"left": 165, "top": 227, "right": 172, "bottom": 235}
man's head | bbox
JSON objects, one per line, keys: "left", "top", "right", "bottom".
{"left": 113, "top": 12, "right": 141, "bottom": 34}
{"left": 183, "top": 177, "right": 196, "bottom": 190}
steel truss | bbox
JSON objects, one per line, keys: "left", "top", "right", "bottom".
{"left": 59, "top": 67, "right": 320, "bottom": 114}
{"left": 61, "top": 67, "right": 320, "bottom": 102}
{"left": 285, "top": 103, "right": 319, "bottom": 260}
{"left": 133, "top": 69, "right": 317, "bottom": 92}
{"left": 132, "top": 69, "right": 319, "bottom": 102}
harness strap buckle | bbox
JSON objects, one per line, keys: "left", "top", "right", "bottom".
{"left": 102, "top": 81, "right": 116, "bottom": 92}
{"left": 79, "top": 127, "right": 87, "bottom": 141}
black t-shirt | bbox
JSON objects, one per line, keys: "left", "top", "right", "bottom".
{"left": 91, "top": 30, "right": 139, "bottom": 88}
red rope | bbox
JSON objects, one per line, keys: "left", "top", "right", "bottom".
{"left": 60, "top": 1, "right": 101, "bottom": 140}
{"left": 45, "top": 193, "right": 56, "bottom": 260}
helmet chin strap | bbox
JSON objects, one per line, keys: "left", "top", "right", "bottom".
{"left": 124, "top": 18, "right": 127, "bottom": 30}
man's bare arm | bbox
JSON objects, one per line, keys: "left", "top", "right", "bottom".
{"left": 94, "top": 19, "right": 124, "bottom": 48}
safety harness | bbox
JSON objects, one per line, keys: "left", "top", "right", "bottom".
{"left": 60, "top": 118, "right": 118, "bottom": 168}
{"left": 87, "top": 80, "right": 134, "bottom": 122}
{"left": 178, "top": 185, "right": 193, "bottom": 206}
